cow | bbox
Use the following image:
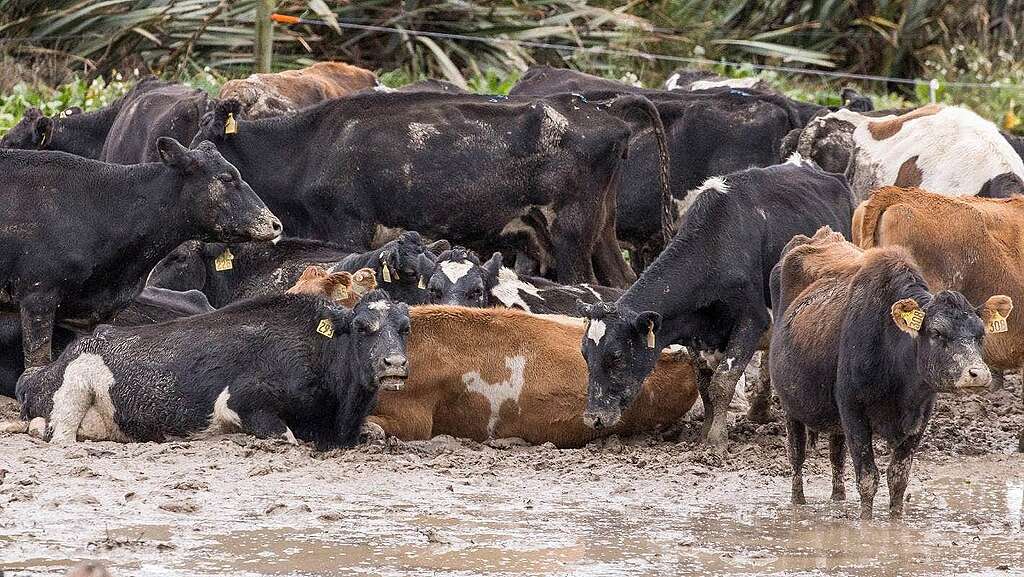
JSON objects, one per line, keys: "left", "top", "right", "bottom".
{"left": 11, "top": 288, "right": 409, "bottom": 449}
{"left": 286, "top": 265, "right": 378, "bottom": 309}
{"left": 769, "top": 226, "right": 1010, "bottom": 519}
{"left": 219, "top": 62, "right": 378, "bottom": 119}
{"left": 510, "top": 65, "right": 805, "bottom": 268}
{"left": 423, "top": 246, "right": 621, "bottom": 314}
{"left": 0, "top": 138, "right": 282, "bottom": 369}
{"left": 367, "top": 305, "right": 696, "bottom": 448}
{"left": 789, "top": 105, "right": 1024, "bottom": 200}
{"left": 395, "top": 79, "right": 470, "bottom": 94}
{"left": 147, "top": 231, "right": 447, "bottom": 306}
{"left": 578, "top": 157, "right": 854, "bottom": 447}
{"left": 191, "top": 90, "right": 670, "bottom": 288}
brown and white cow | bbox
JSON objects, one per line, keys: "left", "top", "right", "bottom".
{"left": 367, "top": 306, "right": 698, "bottom": 448}
{"left": 218, "top": 62, "right": 377, "bottom": 119}
{"left": 793, "top": 105, "right": 1024, "bottom": 200}
{"left": 287, "top": 266, "right": 378, "bottom": 308}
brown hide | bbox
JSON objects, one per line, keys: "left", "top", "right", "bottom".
{"left": 853, "top": 187, "right": 1024, "bottom": 368}
{"left": 219, "top": 62, "right": 377, "bottom": 118}
{"left": 369, "top": 306, "right": 698, "bottom": 448}
{"left": 286, "top": 265, "right": 376, "bottom": 308}
{"left": 866, "top": 103, "right": 943, "bottom": 140}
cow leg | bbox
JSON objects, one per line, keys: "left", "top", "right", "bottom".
{"left": 695, "top": 366, "right": 715, "bottom": 439}
{"left": 746, "top": 351, "right": 774, "bottom": 423}
{"left": 829, "top": 433, "right": 847, "bottom": 501}
{"left": 591, "top": 221, "right": 636, "bottom": 288}
{"left": 551, "top": 204, "right": 597, "bottom": 285}
{"left": 240, "top": 410, "right": 298, "bottom": 445}
{"left": 887, "top": 433, "right": 922, "bottom": 519}
{"left": 19, "top": 292, "right": 58, "bottom": 367}
{"left": 842, "top": 412, "right": 879, "bottom": 520}
{"left": 705, "top": 321, "right": 764, "bottom": 448}
{"left": 786, "top": 417, "right": 807, "bottom": 504}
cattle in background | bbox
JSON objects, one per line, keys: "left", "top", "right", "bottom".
{"left": 770, "top": 226, "right": 1009, "bottom": 519}
{"left": 367, "top": 306, "right": 696, "bottom": 448}
{"left": 0, "top": 138, "right": 281, "bottom": 369}
{"left": 578, "top": 158, "right": 854, "bottom": 447}
{"left": 219, "top": 62, "right": 377, "bottom": 119}
{"left": 424, "top": 246, "right": 622, "bottom": 314}
{"left": 13, "top": 289, "right": 409, "bottom": 449}
{"left": 192, "top": 91, "right": 670, "bottom": 288}
{"left": 287, "top": 265, "right": 378, "bottom": 309}
{"left": 148, "top": 231, "right": 447, "bottom": 306}
{"left": 790, "top": 105, "right": 1024, "bottom": 200}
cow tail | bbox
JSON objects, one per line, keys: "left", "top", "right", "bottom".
{"left": 608, "top": 94, "right": 673, "bottom": 251}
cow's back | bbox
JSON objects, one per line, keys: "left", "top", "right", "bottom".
{"left": 100, "top": 83, "right": 211, "bottom": 163}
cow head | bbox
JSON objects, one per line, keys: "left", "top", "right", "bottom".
{"left": 369, "top": 231, "right": 448, "bottom": 305}
{"left": 157, "top": 137, "right": 282, "bottom": 243}
{"left": 425, "top": 247, "right": 502, "bottom": 307}
{"left": 892, "top": 291, "right": 1013, "bottom": 391}
{"left": 341, "top": 290, "right": 411, "bottom": 391}
{"left": 147, "top": 240, "right": 208, "bottom": 292}
{"left": 578, "top": 300, "right": 662, "bottom": 429}
{"left": 0, "top": 108, "right": 52, "bottom": 150}
{"left": 840, "top": 88, "right": 873, "bottom": 112}
{"left": 193, "top": 99, "right": 243, "bottom": 145}
{"left": 793, "top": 113, "right": 857, "bottom": 174}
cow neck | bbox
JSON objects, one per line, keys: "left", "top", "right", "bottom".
{"left": 619, "top": 237, "right": 706, "bottom": 320}
{"left": 335, "top": 247, "right": 377, "bottom": 271}
{"left": 314, "top": 325, "right": 379, "bottom": 446}
{"left": 876, "top": 282, "right": 933, "bottom": 400}
{"left": 216, "top": 118, "right": 303, "bottom": 201}
{"left": 51, "top": 103, "right": 122, "bottom": 158}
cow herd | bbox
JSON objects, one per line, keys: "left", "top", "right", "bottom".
{"left": 1, "top": 61, "right": 1023, "bottom": 521}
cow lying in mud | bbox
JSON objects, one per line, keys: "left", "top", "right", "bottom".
{"left": 148, "top": 231, "right": 446, "bottom": 306}
{"left": 770, "top": 227, "right": 1010, "bottom": 519}
{"left": 423, "top": 246, "right": 622, "bottom": 314}
{"left": 219, "top": 62, "right": 377, "bottom": 119}
{"left": 0, "top": 138, "right": 282, "bottom": 369}
{"left": 579, "top": 158, "right": 854, "bottom": 447}
{"left": 12, "top": 284, "right": 409, "bottom": 450}
{"left": 367, "top": 306, "right": 696, "bottom": 448}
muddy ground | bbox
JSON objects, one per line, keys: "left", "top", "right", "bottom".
{"left": 0, "top": 379, "right": 1022, "bottom": 577}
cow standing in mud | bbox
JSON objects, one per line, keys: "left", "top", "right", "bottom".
{"left": 770, "top": 227, "right": 1010, "bottom": 519}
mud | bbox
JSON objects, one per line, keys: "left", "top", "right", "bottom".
{"left": 1, "top": 379, "right": 1021, "bottom": 576}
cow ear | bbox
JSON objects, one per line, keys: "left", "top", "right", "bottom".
{"left": 34, "top": 117, "right": 53, "bottom": 148}
{"left": 157, "top": 137, "right": 192, "bottom": 171}
{"left": 576, "top": 300, "right": 595, "bottom": 317}
{"left": 326, "top": 272, "right": 354, "bottom": 304}
{"left": 351, "top": 268, "right": 378, "bottom": 295}
{"left": 978, "top": 295, "right": 1013, "bottom": 334}
{"left": 633, "top": 311, "right": 662, "bottom": 348}
{"left": 481, "top": 252, "right": 503, "bottom": 284}
{"left": 426, "top": 239, "right": 451, "bottom": 255}
{"left": 414, "top": 253, "right": 436, "bottom": 286}
{"left": 299, "top": 265, "right": 328, "bottom": 280}
{"left": 891, "top": 298, "right": 925, "bottom": 336}
{"left": 330, "top": 307, "right": 356, "bottom": 335}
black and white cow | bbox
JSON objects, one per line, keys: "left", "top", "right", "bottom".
{"left": 578, "top": 158, "right": 854, "bottom": 447}
{"left": 148, "top": 231, "right": 448, "bottom": 306}
{"left": 0, "top": 138, "right": 282, "bottom": 369}
{"left": 14, "top": 290, "right": 410, "bottom": 449}
{"left": 770, "top": 227, "right": 1010, "bottom": 519}
{"left": 424, "top": 246, "right": 622, "bottom": 314}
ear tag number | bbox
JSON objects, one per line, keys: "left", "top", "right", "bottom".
{"left": 214, "top": 248, "right": 234, "bottom": 271}
{"left": 316, "top": 319, "right": 335, "bottom": 338}
{"left": 646, "top": 321, "right": 656, "bottom": 349}
{"left": 901, "top": 309, "right": 924, "bottom": 332}
{"left": 224, "top": 112, "right": 238, "bottom": 135}
{"left": 332, "top": 285, "right": 349, "bottom": 301}
{"left": 989, "top": 311, "right": 1008, "bottom": 334}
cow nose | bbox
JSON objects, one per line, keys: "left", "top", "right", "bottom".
{"left": 270, "top": 218, "right": 283, "bottom": 235}
{"left": 960, "top": 364, "right": 991, "bottom": 388}
{"left": 384, "top": 354, "right": 408, "bottom": 369}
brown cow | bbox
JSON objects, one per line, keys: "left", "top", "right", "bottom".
{"left": 218, "top": 62, "right": 377, "bottom": 119}
{"left": 286, "top": 265, "right": 377, "bottom": 308}
{"left": 367, "top": 306, "right": 698, "bottom": 448}
{"left": 853, "top": 187, "right": 1024, "bottom": 372}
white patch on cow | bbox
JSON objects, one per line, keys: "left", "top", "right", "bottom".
{"left": 767, "top": 307, "right": 774, "bottom": 323}
{"left": 689, "top": 77, "right": 761, "bottom": 91}
{"left": 785, "top": 151, "right": 808, "bottom": 165}
{"left": 676, "top": 176, "right": 729, "bottom": 218}
{"left": 283, "top": 426, "right": 298, "bottom": 445}
{"left": 441, "top": 261, "right": 475, "bottom": 283}
{"left": 757, "top": 208, "right": 768, "bottom": 220}
{"left": 368, "top": 301, "right": 391, "bottom": 312}
{"left": 373, "top": 83, "right": 397, "bottom": 93}
{"left": 490, "top": 267, "right": 545, "bottom": 312}
{"left": 409, "top": 122, "right": 440, "bottom": 150}
{"left": 461, "top": 355, "right": 527, "bottom": 437}
{"left": 726, "top": 357, "right": 736, "bottom": 371}
{"left": 539, "top": 104, "right": 569, "bottom": 152}
{"left": 587, "top": 319, "right": 607, "bottom": 345}
{"left": 699, "top": 350, "right": 724, "bottom": 370}
{"left": 580, "top": 284, "right": 603, "bottom": 300}
{"left": 665, "top": 73, "right": 681, "bottom": 91}
{"left": 49, "top": 353, "right": 127, "bottom": 444}
{"left": 209, "top": 387, "right": 242, "bottom": 433}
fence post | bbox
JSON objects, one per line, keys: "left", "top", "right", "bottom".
{"left": 254, "top": 0, "right": 275, "bottom": 73}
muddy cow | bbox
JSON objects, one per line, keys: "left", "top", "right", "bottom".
{"left": 0, "top": 138, "right": 281, "bottom": 368}
{"left": 148, "top": 232, "right": 447, "bottom": 306}
{"left": 791, "top": 105, "right": 1024, "bottom": 200}
{"left": 578, "top": 158, "right": 854, "bottom": 446}
{"left": 770, "top": 226, "right": 1010, "bottom": 519}
{"left": 14, "top": 289, "right": 409, "bottom": 448}
{"left": 367, "top": 306, "right": 696, "bottom": 448}
{"left": 191, "top": 90, "right": 670, "bottom": 288}
{"left": 424, "top": 246, "right": 621, "bottom": 314}
{"left": 510, "top": 65, "right": 804, "bottom": 268}
{"left": 219, "top": 62, "right": 377, "bottom": 119}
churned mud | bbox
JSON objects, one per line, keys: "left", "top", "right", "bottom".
{"left": 0, "top": 378, "right": 1021, "bottom": 577}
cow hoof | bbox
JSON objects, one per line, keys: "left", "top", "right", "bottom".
{"left": 746, "top": 408, "right": 774, "bottom": 424}
{"left": 0, "top": 420, "right": 30, "bottom": 434}
{"left": 27, "top": 418, "right": 48, "bottom": 439}
{"left": 791, "top": 494, "right": 807, "bottom": 505}
{"left": 48, "top": 428, "right": 77, "bottom": 445}
{"left": 360, "top": 421, "right": 386, "bottom": 444}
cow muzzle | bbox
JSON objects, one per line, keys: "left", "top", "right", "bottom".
{"left": 954, "top": 363, "right": 991, "bottom": 390}
{"left": 583, "top": 407, "right": 622, "bottom": 430}
{"left": 376, "top": 354, "right": 409, "bottom": 391}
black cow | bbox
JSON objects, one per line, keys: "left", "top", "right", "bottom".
{"left": 190, "top": 90, "right": 671, "bottom": 288}
{"left": 148, "top": 232, "right": 448, "bottom": 306}
{"left": 578, "top": 158, "right": 854, "bottom": 447}
{"left": 0, "top": 138, "right": 281, "bottom": 369}
{"left": 770, "top": 227, "right": 1010, "bottom": 519}
{"left": 15, "top": 290, "right": 410, "bottom": 449}
{"left": 395, "top": 79, "right": 471, "bottom": 94}
{"left": 424, "top": 246, "right": 622, "bottom": 314}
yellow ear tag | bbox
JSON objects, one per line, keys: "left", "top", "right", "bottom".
{"left": 988, "top": 311, "right": 1008, "bottom": 334}
{"left": 316, "top": 319, "right": 335, "bottom": 338}
{"left": 214, "top": 248, "right": 234, "bottom": 271}
{"left": 381, "top": 263, "right": 392, "bottom": 283}
{"left": 332, "top": 285, "right": 349, "bottom": 302}
{"left": 901, "top": 309, "right": 924, "bottom": 332}
{"left": 646, "top": 321, "right": 656, "bottom": 349}
{"left": 224, "top": 112, "right": 238, "bottom": 135}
